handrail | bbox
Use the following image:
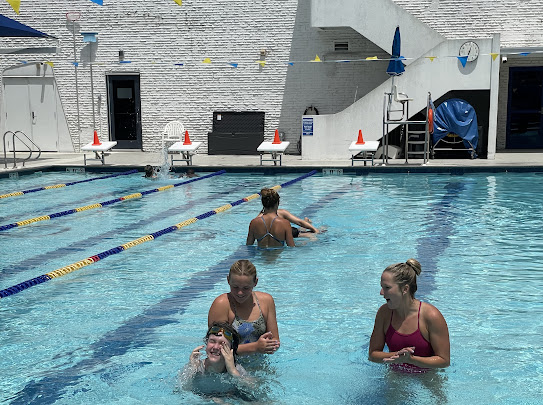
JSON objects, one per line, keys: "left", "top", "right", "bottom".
{"left": 3, "top": 130, "right": 41, "bottom": 169}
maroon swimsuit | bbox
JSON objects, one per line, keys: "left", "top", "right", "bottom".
{"left": 385, "top": 301, "right": 433, "bottom": 372}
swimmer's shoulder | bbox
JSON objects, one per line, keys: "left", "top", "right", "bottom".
{"left": 254, "top": 291, "right": 275, "bottom": 304}
{"left": 376, "top": 304, "right": 392, "bottom": 319}
{"left": 211, "top": 293, "right": 230, "bottom": 307}
{"left": 420, "top": 301, "right": 446, "bottom": 324}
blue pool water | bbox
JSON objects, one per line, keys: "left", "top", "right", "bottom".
{"left": 1, "top": 170, "right": 542, "bottom": 404}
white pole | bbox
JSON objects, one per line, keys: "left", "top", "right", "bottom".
{"left": 89, "top": 43, "right": 96, "bottom": 132}
{"left": 72, "top": 23, "right": 81, "bottom": 150}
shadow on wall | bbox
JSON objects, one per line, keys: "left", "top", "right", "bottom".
{"left": 278, "top": 0, "right": 391, "bottom": 155}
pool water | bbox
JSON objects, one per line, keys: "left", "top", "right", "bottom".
{"left": 1, "top": 170, "right": 542, "bottom": 404}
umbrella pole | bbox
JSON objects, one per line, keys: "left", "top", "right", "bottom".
{"left": 385, "top": 76, "right": 395, "bottom": 163}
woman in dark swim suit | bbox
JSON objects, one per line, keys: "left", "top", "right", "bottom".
{"left": 208, "top": 260, "right": 280, "bottom": 355}
{"left": 368, "top": 259, "right": 450, "bottom": 371}
{"left": 246, "top": 188, "right": 294, "bottom": 248}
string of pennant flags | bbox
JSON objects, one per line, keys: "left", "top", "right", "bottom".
{"left": 2, "top": 0, "right": 538, "bottom": 68}
{"left": 15, "top": 51, "right": 543, "bottom": 70}
{"left": 4, "top": 0, "right": 182, "bottom": 14}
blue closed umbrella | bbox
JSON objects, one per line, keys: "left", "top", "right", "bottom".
{"left": 386, "top": 26, "right": 405, "bottom": 77}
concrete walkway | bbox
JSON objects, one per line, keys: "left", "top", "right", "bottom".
{"left": 1, "top": 149, "right": 543, "bottom": 174}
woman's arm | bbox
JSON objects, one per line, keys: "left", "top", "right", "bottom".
{"left": 279, "top": 209, "right": 319, "bottom": 233}
{"left": 281, "top": 220, "right": 295, "bottom": 247}
{"left": 235, "top": 331, "right": 279, "bottom": 355}
{"left": 368, "top": 306, "right": 395, "bottom": 362}
{"left": 264, "top": 294, "right": 280, "bottom": 342}
{"left": 246, "top": 220, "right": 256, "bottom": 245}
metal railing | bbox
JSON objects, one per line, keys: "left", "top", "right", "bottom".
{"left": 3, "top": 131, "right": 42, "bottom": 169}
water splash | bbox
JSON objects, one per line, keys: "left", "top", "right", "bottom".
{"left": 157, "top": 147, "right": 171, "bottom": 180}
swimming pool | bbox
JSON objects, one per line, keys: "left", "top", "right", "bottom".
{"left": 1, "top": 169, "right": 542, "bottom": 404}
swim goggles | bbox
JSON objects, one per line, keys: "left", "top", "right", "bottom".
{"left": 209, "top": 326, "right": 233, "bottom": 342}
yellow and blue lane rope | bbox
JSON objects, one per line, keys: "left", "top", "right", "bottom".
{"left": 0, "top": 170, "right": 226, "bottom": 232}
{"left": 0, "top": 170, "right": 317, "bottom": 299}
{"left": 0, "top": 169, "right": 138, "bottom": 200}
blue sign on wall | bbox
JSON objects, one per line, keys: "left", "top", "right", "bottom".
{"left": 302, "top": 117, "right": 313, "bottom": 136}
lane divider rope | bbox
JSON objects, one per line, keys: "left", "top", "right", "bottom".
{"left": 0, "top": 170, "right": 317, "bottom": 299}
{"left": 0, "top": 169, "right": 138, "bottom": 200}
{"left": 0, "top": 170, "right": 226, "bottom": 232}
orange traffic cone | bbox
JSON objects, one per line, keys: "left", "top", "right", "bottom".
{"left": 183, "top": 130, "right": 192, "bottom": 145}
{"left": 92, "top": 130, "right": 101, "bottom": 146}
{"left": 272, "top": 129, "right": 281, "bottom": 144}
{"left": 356, "top": 129, "right": 365, "bottom": 145}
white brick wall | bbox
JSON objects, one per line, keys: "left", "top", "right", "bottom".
{"left": 392, "top": 0, "right": 543, "bottom": 48}
{"left": 3, "top": 0, "right": 543, "bottom": 154}
{"left": 0, "top": 0, "right": 390, "bottom": 154}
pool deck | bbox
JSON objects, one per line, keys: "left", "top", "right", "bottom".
{"left": 1, "top": 149, "right": 543, "bottom": 174}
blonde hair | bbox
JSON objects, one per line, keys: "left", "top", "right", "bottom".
{"left": 229, "top": 259, "right": 257, "bottom": 282}
{"left": 384, "top": 258, "right": 422, "bottom": 298}
{"left": 261, "top": 188, "right": 280, "bottom": 209}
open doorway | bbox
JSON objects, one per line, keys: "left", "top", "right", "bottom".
{"left": 506, "top": 67, "right": 543, "bottom": 149}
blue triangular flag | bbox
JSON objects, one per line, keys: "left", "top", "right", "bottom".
{"left": 229, "top": 63, "right": 238, "bottom": 68}
{"left": 457, "top": 55, "right": 468, "bottom": 68}
{"left": 287, "top": 62, "right": 294, "bottom": 66}
{"left": 520, "top": 52, "right": 530, "bottom": 56}
{"left": 72, "top": 62, "right": 79, "bottom": 67}
{"left": 90, "top": 0, "right": 104, "bottom": 5}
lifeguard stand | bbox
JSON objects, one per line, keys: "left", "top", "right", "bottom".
{"left": 382, "top": 88, "right": 432, "bottom": 165}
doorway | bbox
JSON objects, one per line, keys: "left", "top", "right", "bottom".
{"left": 506, "top": 67, "right": 543, "bottom": 148}
{"left": 106, "top": 74, "right": 142, "bottom": 149}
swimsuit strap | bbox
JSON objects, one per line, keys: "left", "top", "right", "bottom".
{"left": 256, "top": 215, "right": 283, "bottom": 244}
{"left": 417, "top": 301, "right": 422, "bottom": 329}
{"left": 253, "top": 292, "right": 262, "bottom": 313}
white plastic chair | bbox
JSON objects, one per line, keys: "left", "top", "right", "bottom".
{"left": 161, "top": 120, "right": 185, "bottom": 149}
{"left": 162, "top": 120, "right": 203, "bottom": 166}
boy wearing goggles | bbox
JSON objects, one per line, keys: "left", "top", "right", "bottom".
{"left": 188, "top": 322, "right": 245, "bottom": 376}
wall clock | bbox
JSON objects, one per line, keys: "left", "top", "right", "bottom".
{"left": 459, "top": 41, "right": 479, "bottom": 62}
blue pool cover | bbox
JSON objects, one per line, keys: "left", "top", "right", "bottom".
{"left": 432, "top": 98, "right": 478, "bottom": 150}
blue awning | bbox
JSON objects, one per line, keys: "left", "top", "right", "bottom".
{"left": 0, "top": 14, "right": 54, "bottom": 38}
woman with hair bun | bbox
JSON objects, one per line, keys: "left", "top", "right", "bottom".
{"left": 246, "top": 188, "right": 295, "bottom": 248}
{"left": 369, "top": 259, "right": 450, "bottom": 371}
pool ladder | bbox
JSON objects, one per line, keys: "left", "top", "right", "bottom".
{"left": 3, "top": 130, "right": 42, "bottom": 169}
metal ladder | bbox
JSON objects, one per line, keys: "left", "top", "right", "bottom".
{"left": 382, "top": 91, "right": 432, "bottom": 165}
{"left": 3, "top": 130, "right": 42, "bottom": 169}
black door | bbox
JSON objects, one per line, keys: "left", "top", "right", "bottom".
{"left": 506, "top": 67, "right": 543, "bottom": 148}
{"left": 107, "top": 75, "right": 142, "bottom": 149}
